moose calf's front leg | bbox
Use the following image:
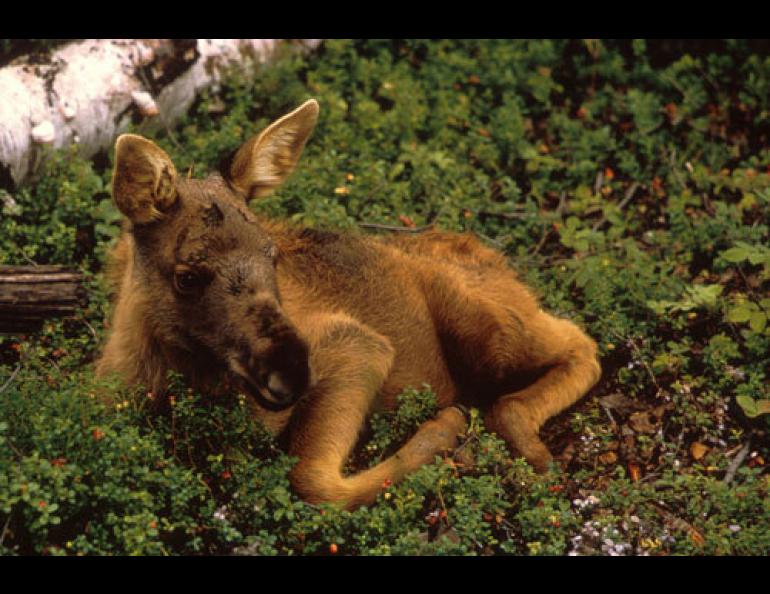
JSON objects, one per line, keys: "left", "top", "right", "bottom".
{"left": 288, "top": 314, "right": 466, "bottom": 509}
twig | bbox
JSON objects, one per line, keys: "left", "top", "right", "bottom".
{"left": 452, "top": 432, "right": 478, "bottom": 458}
{"left": 0, "top": 365, "right": 21, "bottom": 395}
{"left": 0, "top": 510, "right": 12, "bottom": 548}
{"left": 618, "top": 182, "right": 642, "bottom": 212}
{"left": 435, "top": 480, "right": 451, "bottom": 527}
{"left": 530, "top": 225, "right": 554, "bottom": 256}
{"left": 723, "top": 438, "right": 752, "bottom": 485}
{"left": 476, "top": 210, "right": 529, "bottom": 220}
{"left": 79, "top": 317, "right": 98, "bottom": 340}
{"left": 734, "top": 265, "right": 770, "bottom": 319}
{"left": 358, "top": 222, "right": 436, "bottom": 233}
{"left": 594, "top": 170, "right": 604, "bottom": 195}
{"left": 668, "top": 147, "right": 686, "bottom": 190}
{"left": 609, "top": 329, "right": 661, "bottom": 396}
{"left": 556, "top": 191, "right": 568, "bottom": 217}
{"left": 20, "top": 252, "right": 39, "bottom": 267}
{"left": 592, "top": 182, "right": 640, "bottom": 232}
{"left": 474, "top": 231, "right": 506, "bottom": 250}
{"left": 136, "top": 68, "right": 187, "bottom": 156}
{"left": 359, "top": 205, "right": 444, "bottom": 234}
{"left": 601, "top": 404, "right": 617, "bottom": 429}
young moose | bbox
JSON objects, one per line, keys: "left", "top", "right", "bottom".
{"left": 98, "top": 100, "right": 601, "bottom": 509}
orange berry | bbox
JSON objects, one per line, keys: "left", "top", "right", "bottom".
{"left": 398, "top": 214, "right": 416, "bottom": 228}
{"left": 92, "top": 428, "right": 105, "bottom": 441}
{"left": 328, "top": 543, "right": 338, "bottom": 554}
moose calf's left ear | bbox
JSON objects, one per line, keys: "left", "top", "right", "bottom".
{"left": 112, "top": 134, "right": 179, "bottom": 224}
{"left": 228, "top": 99, "right": 319, "bottom": 200}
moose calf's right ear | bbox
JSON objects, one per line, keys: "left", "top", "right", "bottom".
{"left": 112, "top": 134, "right": 179, "bottom": 224}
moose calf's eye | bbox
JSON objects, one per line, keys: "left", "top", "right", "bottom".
{"left": 174, "top": 270, "right": 202, "bottom": 293}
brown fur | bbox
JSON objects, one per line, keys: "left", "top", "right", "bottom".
{"left": 97, "top": 100, "right": 601, "bottom": 509}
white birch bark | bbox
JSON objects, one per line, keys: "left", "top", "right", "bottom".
{"left": 0, "top": 39, "right": 321, "bottom": 188}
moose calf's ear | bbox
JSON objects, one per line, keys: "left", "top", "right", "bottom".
{"left": 112, "top": 134, "right": 179, "bottom": 224}
{"left": 228, "top": 99, "right": 319, "bottom": 200}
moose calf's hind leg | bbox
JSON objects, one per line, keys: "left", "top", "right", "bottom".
{"left": 486, "top": 316, "right": 601, "bottom": 472}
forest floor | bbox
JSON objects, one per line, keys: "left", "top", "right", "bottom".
{"left": 0, "top": 39, "right": 768, "bottom": 555}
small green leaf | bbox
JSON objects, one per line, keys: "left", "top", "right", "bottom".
{"left": 721, "top": 246, "right": 750, "bottom": 263}
{"left": 747, "top": 249, "right": 770, "bottom": 266}
{"left": 736, "top": 394, "right": 759, "bottom": 417}
{"left": 727, "top": 303, "right": 754, "bottom": 323}
{"left": 748, "top": 311, "right": 767, "bottom": 333}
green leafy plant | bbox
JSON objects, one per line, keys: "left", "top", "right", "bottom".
{"left": 2, "top": 39, "right": 770, "bottom": 555}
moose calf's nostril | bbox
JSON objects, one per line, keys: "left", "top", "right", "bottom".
{"left": 267, "top": 372, "right": 293, "bottom": 402}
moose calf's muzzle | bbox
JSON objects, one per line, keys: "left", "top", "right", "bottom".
{"left": 233, "top": 326, "right": 311, "bottom": 411}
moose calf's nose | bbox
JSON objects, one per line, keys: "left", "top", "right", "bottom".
{"left": 266, "top": 372, "right": 294, "bottom": 403}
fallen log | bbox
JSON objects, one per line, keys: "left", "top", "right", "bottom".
{"left": 0, "top": 265, "right": 86, "bottom": 333}
{"left": 0, "top": 38, "right": 322, "bottom": 189}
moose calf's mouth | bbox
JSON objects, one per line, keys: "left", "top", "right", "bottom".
{"left": 229, "top": 335, "right": 311, "bottom": 411}
{"left": 236, "top": 371, "right": 300, "bottom": 411}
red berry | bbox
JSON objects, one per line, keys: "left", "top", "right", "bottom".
{"left": 328, "top": 543, "right": 338, "bottom": 554}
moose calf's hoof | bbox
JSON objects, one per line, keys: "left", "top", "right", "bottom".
{"left": 406, "top": 406, "right": 467, "bottom": 460}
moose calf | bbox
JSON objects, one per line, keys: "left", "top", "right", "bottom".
{"left": 97, "top": 99, "right": 601, "bottom": 509}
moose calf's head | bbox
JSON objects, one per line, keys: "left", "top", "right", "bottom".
{"left": 111, "top": 100, "right": 320, "bottom": 410}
